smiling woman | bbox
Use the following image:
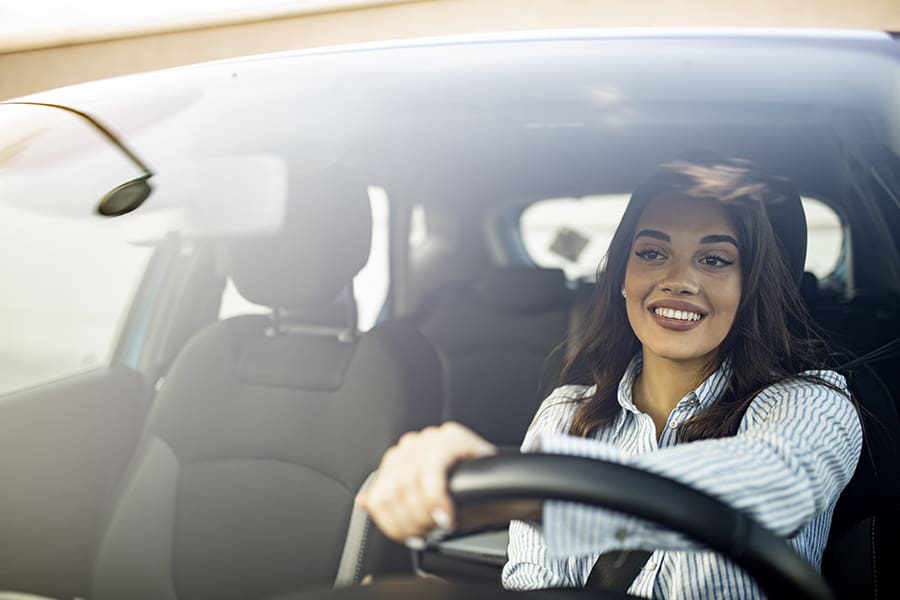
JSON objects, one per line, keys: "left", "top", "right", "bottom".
{"left": 566, "top": 155, "right": 820, "bottom": 442}
{"left": 360, "top": 154, "right": 863, "bottom": 598}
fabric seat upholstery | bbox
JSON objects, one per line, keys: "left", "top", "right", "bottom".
{"left": 416, "top": 267, "right": 572, "bottom": 447}
{"left": 823, "top": 362, "right": 900, "bottom": 599}
{"left": 91, "top": 168, "right": 442, "bottom": 600}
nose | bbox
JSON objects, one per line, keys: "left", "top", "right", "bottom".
{"left": 658, "top": 258, "right": 700, "bottom": 295}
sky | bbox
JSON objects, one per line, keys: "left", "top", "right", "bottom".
{"left": 0, "top": 0, "right": 387, "bottom": 51}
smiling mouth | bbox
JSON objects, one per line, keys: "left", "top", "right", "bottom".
{"left": 652, "top": 307, "right": 704, "bottom": 322}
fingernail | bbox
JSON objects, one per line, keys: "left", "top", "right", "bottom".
{"left": 405, "top": 536, "right": 426, "bottom": 551}
{"left": 431, "top": 508, "right": 452, "bottom": 530}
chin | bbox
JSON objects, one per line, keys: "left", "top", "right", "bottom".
{"left": 645, "top": 344, "right": 718, "bottom": 365}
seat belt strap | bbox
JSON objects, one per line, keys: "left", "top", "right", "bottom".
{"left": 584, "top": 550, "right": 653, "bottom": 591}
{"left": 334, "top": 472, "right": 378, "bottom": 587}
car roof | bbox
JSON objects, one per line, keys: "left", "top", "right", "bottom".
{"left": 11, "top": 31, "right": 897, "bottom": 184}
{"left": 3, "top": 29, "right": 899, "bottom": 296}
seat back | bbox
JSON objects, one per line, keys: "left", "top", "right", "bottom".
{"left": 416, "top": 267, "right": 572, "bottom": 447}
{"left": 822, "top": 362, "right": 900, "bottom": 599}
{"left": 803, "top": 279, "right": 900, "bottom": 599}
{"left": 91, "top": 168, "right": 442, "bottom": 599}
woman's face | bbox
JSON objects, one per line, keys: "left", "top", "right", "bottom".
{"left": 623, "top": 194, "right": 742, "bottom": 369}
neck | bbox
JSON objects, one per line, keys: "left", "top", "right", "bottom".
{"left": 634, "top": 352, "right": 712, "bottom": 415}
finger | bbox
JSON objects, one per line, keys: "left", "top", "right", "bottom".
{"left": 444, "top": 422, "right": 498, "bottom": 459}
{"left": 419, "top": 450, "right": 456, "bottom": 528}
{"left": 395, "top": 474, "right": 437, "bottom": 536}
{"left": 385, "top": 481, "right": 443, "bottom": 541}
{"left": 364, "top": 457, "right": 434, "bottom": 539}
{"left": 365, "top": 493, "right": 404, "bottom": 541}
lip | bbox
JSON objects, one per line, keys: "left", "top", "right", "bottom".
{"left": 646, "top": 300, "right": 708, "bottom": 332}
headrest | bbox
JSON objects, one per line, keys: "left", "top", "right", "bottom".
{"left": 763, "top": 181, "right": 807, "bottom": 286}
{"left": 225, "top": 166, "right": 372, "bottom": 310}
{"left": 473, "top": 267, "right": 571, "bottom": 312}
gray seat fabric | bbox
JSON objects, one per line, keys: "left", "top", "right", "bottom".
{"left": 416, "top": 267, "right": 572, "bottom": 447}
{"left": 91, "top": 168, "right": 442, "bottom": 600}
{"left": 823, "top": 363, "right": 900, "bottom": 599}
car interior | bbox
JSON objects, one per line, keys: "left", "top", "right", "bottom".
{"left": 88, "top": 122, "right": 900, "bottom": 600}
{"left": 0, "top": 35, "right": 899, "bottom": 600}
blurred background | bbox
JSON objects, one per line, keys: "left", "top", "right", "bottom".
{"left": 2, "top": 0, "right": 899, "bottom": 101}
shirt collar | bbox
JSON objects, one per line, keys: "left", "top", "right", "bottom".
{"left": 616, "top": 354, "right": 644, "bottom": 415}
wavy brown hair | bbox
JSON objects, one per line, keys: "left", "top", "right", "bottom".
{"left": 561, "top": 154, "right": 845, "bottom": 441}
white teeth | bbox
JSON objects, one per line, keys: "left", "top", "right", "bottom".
{"left": 654, "top": 307, "right": 702, "bottom": 322}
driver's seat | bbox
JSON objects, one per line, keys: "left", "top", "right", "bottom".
{"left": 820, "top": 359, "right": 900, "bottom": 598}
{"left": 759, "top": 176, "right": 900, "bottom": 599}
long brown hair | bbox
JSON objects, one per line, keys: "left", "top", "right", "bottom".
{"left": 561, "top": 154, "right": 843, "bottom": 441}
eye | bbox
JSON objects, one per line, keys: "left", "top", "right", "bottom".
{"left": 699, "top": 255, "right": 735, "bottom": 267}
{"left": 635, "top": 249, "right": 666, "bottom": 261}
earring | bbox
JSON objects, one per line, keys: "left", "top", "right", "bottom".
{"left": 621, "top": 288, "right": 627, "bottom": 299}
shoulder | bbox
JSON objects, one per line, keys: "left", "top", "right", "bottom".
{"left": 754, "top": 369, "right": 849, "bottom": 400}
{"left": 743, "top": 369, "right": 855, "bottom": 426}
{"left": 519, "top": 385, "right": 593, "bottom": 451}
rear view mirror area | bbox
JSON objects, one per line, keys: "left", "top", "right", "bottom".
{"left": 0, "top": 103, "right": 291, "bottom": 243}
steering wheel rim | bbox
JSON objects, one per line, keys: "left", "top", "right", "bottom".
{"left": 447, "top": 453, "right": 833, "bottom": 600}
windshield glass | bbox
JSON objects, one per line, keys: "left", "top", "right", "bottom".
{"left": 0, "top": 33, "right": 898, "bottom": 600}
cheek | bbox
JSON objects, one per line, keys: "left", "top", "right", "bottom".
{"left": 714, "top": 277, "right": 742, "bottom": 323}
{"left": 623, "top": 258, "right": 650, "bottom": 291}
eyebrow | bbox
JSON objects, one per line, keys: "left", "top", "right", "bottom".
{"left": 699, "top": 234, "right": 739, "bottom": 248}
{"left": 634, "top": 229, "right": 739, "bottom": 248}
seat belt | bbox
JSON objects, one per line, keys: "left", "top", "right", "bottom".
{"left": 584, "top": 550, "right": 653, "bottom": 591}
{"left": 335, "top": 472, "right": 378, "bottom": 587}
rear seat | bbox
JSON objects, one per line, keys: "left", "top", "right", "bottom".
{"left": 416, "top": 267, "right": 574, "bottom": 447}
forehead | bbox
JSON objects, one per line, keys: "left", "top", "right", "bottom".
{"left": 635, "top": 194, "right": 738, "bottom": 239}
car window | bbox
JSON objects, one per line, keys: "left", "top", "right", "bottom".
{"left": 409, "top": 204, "right": 429, "bottom": 250}
{"left": 802, "top": 198, "right": 843, "bottom": 279}
{"left": 520, "top": 195, "right": 843, "bottom": 281}
{"left": 0, "top": 203, "right": 153, "bottom": 396}
{"left": 219, "top": 185, "right": 390, "bottom": 331}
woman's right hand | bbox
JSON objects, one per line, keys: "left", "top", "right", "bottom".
{"left": 355, "top": 422, "right": 497, "bottom": 545}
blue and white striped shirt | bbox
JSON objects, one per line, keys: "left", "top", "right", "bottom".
{"left": 502, "top": 356, "right": 862, "bottom": 598}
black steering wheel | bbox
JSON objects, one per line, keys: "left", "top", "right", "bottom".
{"left": 443, "top": 453, "right": 833, "bottom": 600}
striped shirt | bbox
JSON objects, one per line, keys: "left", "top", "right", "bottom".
{"left": 502, "top": 355, "right": 862, "bottom": 598}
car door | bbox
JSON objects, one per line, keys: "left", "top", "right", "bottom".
{"left": 0, "top": 224, "right": 164, "bottom": 598}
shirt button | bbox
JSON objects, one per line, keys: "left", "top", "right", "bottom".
{"left": 669, "top": 420, "right": 679, "bottom": 429}
{"left": 614, "top": 527, "right": 629, "bottom": 541}
{"left": 647, "top": 560, "right": 657, "bottom": 570}
{"left": 687, "top": 397, "right": 699, "bottom": 406}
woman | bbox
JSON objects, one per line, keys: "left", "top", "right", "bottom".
{"left": 357, "top": 155, "right": 862, "bottom": 598}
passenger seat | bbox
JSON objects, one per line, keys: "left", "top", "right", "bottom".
{"left": 90, "top": 167, "right": 443, "bottom": 599}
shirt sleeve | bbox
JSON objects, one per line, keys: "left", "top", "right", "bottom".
{"left": 534, "top": 371, "right": 862, "bottom": 558}
{"left": 501, "top": 386, "right": 589, "bottom": 589}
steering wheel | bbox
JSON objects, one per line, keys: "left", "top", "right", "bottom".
{"left": 441, "top": 453, "right": 834, "bottom": 600}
